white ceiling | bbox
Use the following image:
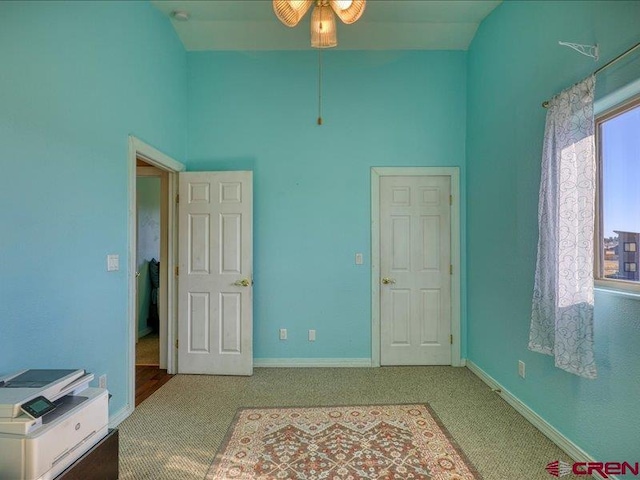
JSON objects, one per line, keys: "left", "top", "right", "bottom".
{"left": 151, "top": 1, "right": 502, "bottom": 51}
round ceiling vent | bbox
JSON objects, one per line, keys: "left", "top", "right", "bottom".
{"left": 171, "top": 10, "right": 190, "bottom": 22}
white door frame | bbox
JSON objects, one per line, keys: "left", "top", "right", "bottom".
{"left": 125, "top": 136, "right": 184, "bottom": 419}
{"left": 371, "top": 167, "right": 462, "bottom": 367}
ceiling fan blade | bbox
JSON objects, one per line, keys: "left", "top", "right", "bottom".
{"left": 273, "top": 0, "right": 313, "bottom": 27}
{"left": 330, "top": 0, "right": 366, "bottom": 24}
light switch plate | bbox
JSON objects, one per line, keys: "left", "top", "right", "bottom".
{"left": 355, "top": 253, "right": 363, "bottom": 265}
{"left": 107, "top": 254, "right": 119, "bottom": 272}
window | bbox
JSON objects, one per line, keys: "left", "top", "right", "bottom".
{"left": 596, "top": 97, "right": 640, "bottom": 289}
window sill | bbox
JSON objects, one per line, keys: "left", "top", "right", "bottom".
{"left": 594, "top": 280, "right": 640, "bottom": 300}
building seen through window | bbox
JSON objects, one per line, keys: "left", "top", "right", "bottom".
{"left": 598, "top": 99, "right": 640, "bottom": 284}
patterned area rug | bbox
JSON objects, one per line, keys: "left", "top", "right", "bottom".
{"left": 206, "top": 404, "right": 481, "bottom": 480}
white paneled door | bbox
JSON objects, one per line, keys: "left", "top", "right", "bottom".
{"left": 380, "top": 175, "right": 451, "bottom": 365}
{"left": 178, "top": 172, "right": 253, "bottom": 375}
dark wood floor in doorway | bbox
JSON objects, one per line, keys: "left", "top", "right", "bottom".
{"left": 135, "top": 365, "right": 173, "bottom": 407}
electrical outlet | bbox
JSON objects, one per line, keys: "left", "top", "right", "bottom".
{"left": 355, "top": 253, "right": 363, "bottom": 265}
{"left": 279, "top": 328, "right": 287, "bottom": 340}
{"left": 309, "top": 329, "right": 316, "bottom": 341}
{"left": 518, "top": 360, "right": 526, "bottom": 379}
{"left": 99, "top": 374, "right": 107, "bottom": 389}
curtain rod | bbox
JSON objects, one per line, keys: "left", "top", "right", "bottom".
{"left": 541, "top": 40, "right": 640, "bottom": 108}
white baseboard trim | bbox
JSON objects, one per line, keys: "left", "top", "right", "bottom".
{"left": 466, "top": 361, "right": 612, "bottom": 478}
{"left": 108, "top": 403, "right": 133, "bottom": 428}
{"left": 255, "top": 358, "right": 372, "bottom": 368}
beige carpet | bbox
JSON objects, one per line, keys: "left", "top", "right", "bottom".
{"left": 136, "top": 332, "right": 159, "bottom": 366}
{"left": 119, "top": 367, "right": 574, "bottom": 480}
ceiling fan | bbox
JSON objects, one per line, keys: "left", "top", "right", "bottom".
{"left": 273, "top": 0, "right": 367, "bottom": 48}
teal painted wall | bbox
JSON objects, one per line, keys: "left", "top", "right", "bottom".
{"left": 136, "top": 177, "right": 161, "bottom": 337}
{"left": 187, "top": 51, "right": 467, "bottom": 359}
{"left": 467, "top": 0, "right": 640, "bottom": 463}
{"left": 0, "top": 1, "right": 186, "bottom": 416}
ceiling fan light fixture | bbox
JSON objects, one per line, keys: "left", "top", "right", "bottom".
{"left": 330, "top": 0, "right": 366, "bottom": 24}
{"left": 273, "top": 0, "right": 313, "bottom": 27}
{"left": 273, "top": 0, "right": 365, "bottom": 47}
{"left": 310, "top": 4, "right": 337, "bottom": 49}
{"left": 333, "top": 0, "right": 353, "bottom": 10}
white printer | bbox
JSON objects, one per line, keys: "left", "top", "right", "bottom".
{"left": 0, "top": 369, "right": 109, "bottom": 480}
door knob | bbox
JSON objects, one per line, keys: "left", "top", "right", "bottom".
{"left": 381, "top": 277, "right": 396, "bottom": 285}
{"left": 234, "top": 279, "right": 251, "bottom": 287}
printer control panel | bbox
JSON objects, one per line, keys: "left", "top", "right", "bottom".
{"left": 20, "top": 396, "right": 56, "bottom": 419}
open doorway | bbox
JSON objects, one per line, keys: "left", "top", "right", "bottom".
{"left": 114, "top": 135, "right": 185, "bottom": 423}
{"left": 135, "top": 159, "right": 172, "bottom": 405}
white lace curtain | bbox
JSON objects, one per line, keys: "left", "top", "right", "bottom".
{"left": 529, "top": 75, "right": 598, "bottom": 379}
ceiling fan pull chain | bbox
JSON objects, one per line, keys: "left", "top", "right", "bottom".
{"left": 317, "top": 49, "right": 323, "bottom": 125}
